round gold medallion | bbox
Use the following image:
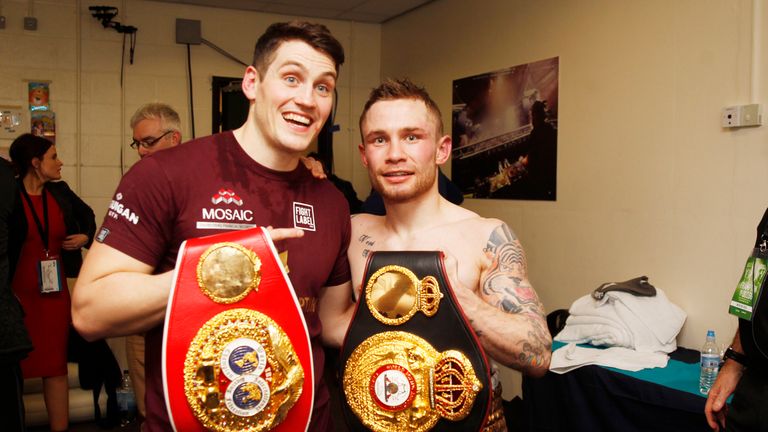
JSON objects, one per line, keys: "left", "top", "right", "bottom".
{"left": 365, "top": 265, "right": 443, "bottom": 325}
{"left": 343, "top": 331, "right": 481, "bottom": 432}
{"left": 184, "top": 309, "right": 304, "bottom": 432}
{"left": 197, "top": 242, "right": 261, "bottom": 303}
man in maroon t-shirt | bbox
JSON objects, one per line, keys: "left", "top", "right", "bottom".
{"left": 73, "top": 22, "right": 355, "bottom": 432}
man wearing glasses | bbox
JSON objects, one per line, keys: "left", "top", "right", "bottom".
{"left": 129, "top": 103, "right": 182, "bottom": 158}
{"left": 125, "top": 102, "right": 183, "bottom": 424}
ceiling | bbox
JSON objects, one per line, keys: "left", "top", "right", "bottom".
{"left": 152, "top": 0, "right": 434, "bottom": 23}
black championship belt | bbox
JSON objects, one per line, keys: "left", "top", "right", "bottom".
{"left": 163, "top": 227, "right": 314, "bottom": 432}
{"left": 339, "top": 251, "right": 492, "bottom": 432}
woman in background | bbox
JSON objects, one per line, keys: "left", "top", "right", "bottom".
{"left": 9, "top": 134, "right": 95, "bottom": 432}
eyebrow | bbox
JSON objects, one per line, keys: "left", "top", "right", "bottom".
{"left": 279, "top": 60, "right": 337, "bottom": 81}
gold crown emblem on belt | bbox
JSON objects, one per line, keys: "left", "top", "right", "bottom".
{"left": 365, "top": 265, "right": 444, "bottom": 326}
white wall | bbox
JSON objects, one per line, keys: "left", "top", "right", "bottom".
{"left": 0, "top": 0, "right": 378, "bottom": 220}
{"left": 378, "top": 0, "right": 768, "bottom": 398}
{"left": 0, "top": 0, "right": 379, "bottom": 370}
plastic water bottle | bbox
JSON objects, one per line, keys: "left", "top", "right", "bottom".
{"left": 116, "top": 369, "right": 137, "bottom": 426}
{"left": 699, "top": 330, "right": 720, "bottom": 394}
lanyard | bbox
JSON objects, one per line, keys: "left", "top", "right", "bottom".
{"left": 19, "top": 183, "right": 50, "bottom": 253}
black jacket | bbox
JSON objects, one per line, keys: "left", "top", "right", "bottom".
{"left": 12, "top": 180, "right": 96, "bottom": 278}
{"left": 739, "top": 207, "right": 768, "bottom": 368}
{"left": 0, "top": 159, "right": 32, "bottom": 362}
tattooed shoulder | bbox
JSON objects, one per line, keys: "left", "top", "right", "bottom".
{"left": 357, "top": 233, "right": 376, "bottom": 258}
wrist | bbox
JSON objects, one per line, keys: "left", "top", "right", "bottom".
{"left": 723, "top": 346, "right": 749, "bottom": 368}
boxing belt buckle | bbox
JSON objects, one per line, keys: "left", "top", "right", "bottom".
{"left": 340, "top": 251, "right": 492, "bottom": 432}
{"left": 163, "top": 227, "right": 314, "bottom": 432}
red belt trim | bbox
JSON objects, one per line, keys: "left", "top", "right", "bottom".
{"left": 162, "top": 227, "right": 314, "bottom": 431}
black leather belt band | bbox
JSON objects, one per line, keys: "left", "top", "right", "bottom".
{"left": 340, "top": 251, "right": 492, "bottom": 431}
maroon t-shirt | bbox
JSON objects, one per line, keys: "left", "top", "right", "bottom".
{"left": 97, "top": 131, "right": 351, "bottom": 431}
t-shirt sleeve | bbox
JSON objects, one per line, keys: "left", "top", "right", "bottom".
{"left": 96, "top": 157, "right": 175, "bottom": 268}
{"left": 325, "top": 207, "right": 352, "bottom": 287}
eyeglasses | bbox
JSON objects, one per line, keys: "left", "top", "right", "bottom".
{"left": 130, "top": 130, "right": 173, "bottom": 149}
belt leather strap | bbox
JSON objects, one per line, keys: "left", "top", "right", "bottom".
{"left": 340, "top": 251, "right": 492, "bottom": 431}
{"left": 163, "top": 227, "right": 313, "bottom": 432}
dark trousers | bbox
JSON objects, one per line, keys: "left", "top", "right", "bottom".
{"left": 0, "top": 361, "right": 26, "bottom": 432}
{"left": 727, "top": 367, "right": 768, "bottom": 432}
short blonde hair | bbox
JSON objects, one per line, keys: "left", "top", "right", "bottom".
{"left": 130, "top": 103, "right": 181, "bottom": 133}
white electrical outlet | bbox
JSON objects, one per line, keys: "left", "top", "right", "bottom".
{"left": 740, "top": 104, "right": 762, "bottom": 126}
{"left": 722, "top": 104, "right": 762, "bottom": 128}
{"left": 722, "top": 106, "right": 740, "bottom": 128}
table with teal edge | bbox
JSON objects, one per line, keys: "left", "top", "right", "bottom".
{"left": 522, "top": 341, "right": 711, "bottom": 432}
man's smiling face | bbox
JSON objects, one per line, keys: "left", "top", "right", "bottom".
{"left": 251, "top": 40, "right": 337, "bottom": 156}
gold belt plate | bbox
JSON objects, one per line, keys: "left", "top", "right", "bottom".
{"left": 343, "top": 331, "right": 482, "bottom": 432}
{"left": 365, "top": 265, "right": 443, "bottom": 326}
{"left": 184, "top": 308, "right": 304, "bottom": 432}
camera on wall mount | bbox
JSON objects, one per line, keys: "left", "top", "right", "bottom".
{"left": 89, "top": 5, "right": 137, "bottom": 34}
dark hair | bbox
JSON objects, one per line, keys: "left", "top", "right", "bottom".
{"left": 252, "top": 21, "right": 345, "bottom": 77}
{"left": 9, "top": 133, "right": 53, "bottom": 178}
{"left": 359, "top": 78, "right": 444, "bottom": 139}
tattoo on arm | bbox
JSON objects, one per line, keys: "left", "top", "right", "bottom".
{"left": 482, "top": 224, "right": 551, "bottom": 367}
{"left": 482, "top": 224, "right": 537, "bottom": 314}
{"left": 358, "top": 234, "right": 375, "bottom": 258}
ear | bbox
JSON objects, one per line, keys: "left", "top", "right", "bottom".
{"left": 435, "top": 134, "right": 452, "bottom": 165}
{"left": 31, "top": 156, "right": 42, "bottom": 169}
{"left": 170, "top": 130, "right": 182, "bottom": 146}
{"left": 358, "top": 143, "right": 369, "bottom": 167}
{"left": 241, "top": 66, "right": 260, "bottom": 100}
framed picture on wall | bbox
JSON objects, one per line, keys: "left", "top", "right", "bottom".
{"left": 451, "top": 56, "right": 559, "bottom": 200}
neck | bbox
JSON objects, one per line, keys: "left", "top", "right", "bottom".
{"left": 22, "top": 174, "right": 45, "bottom": 195}
{"left": 233, "top": 120, "right": 301, "bottom": 172}
{"left": 382, "top": 189, "right": 445, "bottom": 238}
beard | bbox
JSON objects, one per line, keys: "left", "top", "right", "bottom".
{"left": 371, "top": 167, "right": 437, "bottom": 204}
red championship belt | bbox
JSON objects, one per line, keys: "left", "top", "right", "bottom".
{"left": 163, "top": 227, "right": 314, "bottom": 432}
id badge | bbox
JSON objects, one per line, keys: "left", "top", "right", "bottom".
{"left": 729, "top": 248, "right": 768, "bottom": 321}
{"left": 38, "top": 257, "right": 63, "bottom": 294}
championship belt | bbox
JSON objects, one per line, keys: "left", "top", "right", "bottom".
{"left": 163, "top": 227, "right": 313, "bottom": 432}
{"left": 340, "top": 251, "right": 492, "bottom": 432}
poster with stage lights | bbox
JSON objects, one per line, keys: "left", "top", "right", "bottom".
{"left": 451, "top": 57, "right": 559, "bottom": 200}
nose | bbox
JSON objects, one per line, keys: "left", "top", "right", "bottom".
{"left": 293, "top": 84, "right": 317, "bottom": 108}
{"left": 138, "top": 146, "right": 150, "bottom": 158}
{"left": 385, "top": 140, "right": 406, "bottom": 163}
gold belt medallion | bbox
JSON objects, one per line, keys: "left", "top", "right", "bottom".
{"left": 197, "top": 242, "right": 262, "bottom": 304}
{"left": 365, "top": 265, "right": 443, "bottom": 326}
{"left": 184, "top": 308, "right": 304, "bottom": 432}
{"left": 343, "top": 331, "right": 482, "bottom": 432}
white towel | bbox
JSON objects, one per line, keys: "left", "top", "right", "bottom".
{"left": 550, "top": 343, "right": 669, "bottom": 374}
{"left": 555, "top": 287, "right": 686, "bottom": 354}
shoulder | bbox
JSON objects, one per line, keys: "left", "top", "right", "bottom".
{"left": 351, "top": 212, "right": 384, "bottom": 232}
{"left": 46, "top": 179, "right": 72, "bottom": 192}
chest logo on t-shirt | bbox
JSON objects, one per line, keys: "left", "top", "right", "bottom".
{"left": 293, "top": 202, "right": 316, "bottom": 232}
{"left": 212, "top": 188, "right": 243, "bottom": 206}
{"left": 197, "top": 187, "right": 256, "bottom": 230}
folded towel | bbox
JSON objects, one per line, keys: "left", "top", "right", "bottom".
{"left": 550, "top": 343, "right": 669, "bottom": 374}
{"left": 555, "top": 286, "right": 686, "bottom": 354}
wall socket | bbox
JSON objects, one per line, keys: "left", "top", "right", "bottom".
{"left": 722, "top": 104, "right": 762, "bottom": 128}
{"left": 24, "top": 16, "right": 37, "bottom": 31}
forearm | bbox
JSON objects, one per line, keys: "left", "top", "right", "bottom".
{"left": 461, "top": 292, "right": 552, "bottom": 376}
{"left": 73, "top": 271, "right": 171, "bottom": 340}
{"left": 318, "top": 281, "right": 356, "bottom": 348}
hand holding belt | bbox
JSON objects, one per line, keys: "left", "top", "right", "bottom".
{"left": 340, "top": 251, "right": 492, "bottom": 432}
{"left": 163, "top": 227, "right": 314, "bottom": 432}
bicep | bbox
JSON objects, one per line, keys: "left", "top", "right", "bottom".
{"left": 77, "top": 241, "right": 154, "bottom": 286}
{"left": 479, "top": 223, "right": 543, "bottom": 316}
